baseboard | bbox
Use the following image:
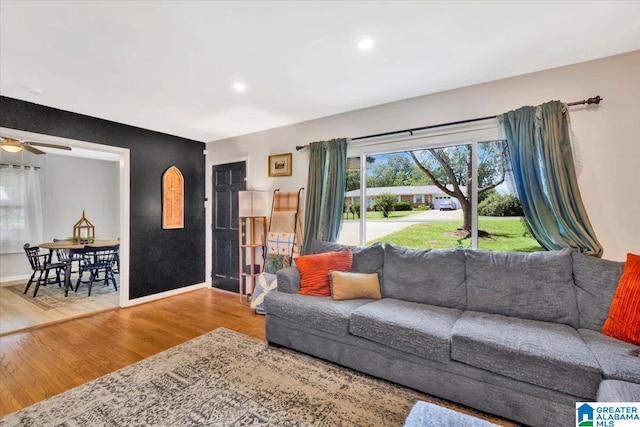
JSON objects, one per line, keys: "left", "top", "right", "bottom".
{"left": 121, "top": 282, "right": 207, "bottom": 308}
{"left": 0, "top": 274, "right": 31, "bottom": 284}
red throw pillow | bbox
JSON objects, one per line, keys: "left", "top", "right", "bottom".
{"left": 295, "top": 250, "right": 353, "bottom": 296}
{"left": 602, "top": 253, "right": 640, "bottom": 345}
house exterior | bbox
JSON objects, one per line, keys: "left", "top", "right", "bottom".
{"left": 344, "top": 185, "right": 466, "bottom": 210}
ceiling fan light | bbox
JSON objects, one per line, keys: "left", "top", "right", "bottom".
{"left": 0, "top": 145, "right": 23, "bottom": 153}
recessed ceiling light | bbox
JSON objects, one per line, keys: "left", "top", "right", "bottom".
{"left": 28, "top": 87, "right": 45, "bottom": 95}
{"left": 233, "top": 82, "right": 247, "bottom": 92}
{"left": 358, "top": 38, "right": 374, "bottom": 50}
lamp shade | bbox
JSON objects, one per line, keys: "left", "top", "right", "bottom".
{"left": 238, "top": 191, "right": 268, "bottom": 217}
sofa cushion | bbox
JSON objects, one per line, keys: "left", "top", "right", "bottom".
{"left": 465, "top": 249, "right": 579, "bottom": 327}
{"left": 597, "top": 380, "right": 640, "bottom": 402}
{"left": 579, "top": 328, "right": 640, "bottom": 384}
{"left": 264, "top": 291, "right": 374, "bottom": 336}
{"left": 382, "top": 244, "right": 466, "bottom": 309}
{"left": 350, "top": 299, "right": 462, "bottom": 364}
{"left": 572, "top": 251, "right": 624, "bottom": 331}
{"left": 451, "top": 311, "right": 601, "bottom": 399}
{"left": 312, "top": 240, "right": 384, "bottom": 274}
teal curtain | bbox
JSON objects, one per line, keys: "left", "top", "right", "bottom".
{"left": 302, "top": 142, "right": 328, "bottom": 255}
{"left": 323, "top": 139, "right": 348, "bottom": 242}
{"left": 301, "top": 138, "right": 348, "bottom": 254}
{"left": 499, "top": 101, "right": 603, "bottom": 256}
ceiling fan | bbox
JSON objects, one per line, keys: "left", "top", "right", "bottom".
{"left": 0, "top": 136, "right": 72, "bottom": 155}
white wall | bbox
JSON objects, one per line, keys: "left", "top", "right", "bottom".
{"left": 0, "top": 152, "right": 119, "bottom": 280}
{"left": 207, "top": 51, "right": 640, "bottom": 262}
{"left": 42, "top": 155, "right": 120, "bottom": 242}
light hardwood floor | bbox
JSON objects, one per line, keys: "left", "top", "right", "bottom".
{"left": 0, "top": 288, "right": 264, "bottom": 416}
{"left": 0, "top": 279, "right": 119, "bottom": 336}
{"left": 0, "top": 288, "right": 516, "bottom": 426}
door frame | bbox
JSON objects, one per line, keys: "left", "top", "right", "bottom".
{"left": 0, "top": 127, "right": 130, "bottom": 307}
{"left": 206, "top": 155, "right": 249, "bottom": 288}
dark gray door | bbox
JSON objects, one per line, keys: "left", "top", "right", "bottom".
{"left": 212, "top": 161, "right": 246, "bottom": 292}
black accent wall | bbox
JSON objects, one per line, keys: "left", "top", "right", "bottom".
{"left": 0, "top": 96, "right": 206, "bottom": 299}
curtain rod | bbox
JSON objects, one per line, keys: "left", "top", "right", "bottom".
{"left": 295, "top": 95, "right": 602, "bottom": 151}
{"left": 0, "top": 163, "right": 41, "bottom": 170}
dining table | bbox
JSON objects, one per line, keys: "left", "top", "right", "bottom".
{"left": 39, "top": 239, "right": 119, "bottom": 296}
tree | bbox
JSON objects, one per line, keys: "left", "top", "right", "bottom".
{"left": 345, "top": 156, "right": 377, "bottom": 192}
{"left": 408, "top": 141, "right": 508, "bottom": 232}
{"left": 345, "top": 170, "right": 360, "bottom": 192}
{"left": 374, "top": 193, "right": 397, "bottom": 218}
{"left": 367, "top": 154, "right": 431, "bottom": 188}
{"left": 478, "top": 193, "right": 524, "bottom": 217}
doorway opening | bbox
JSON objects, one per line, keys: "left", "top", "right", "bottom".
{"left": 0, "top": 127, "right": 130, "bottom": 335}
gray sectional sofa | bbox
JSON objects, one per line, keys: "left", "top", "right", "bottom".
{"left": 264, "top": 241, "right": 640, "bottom": 426}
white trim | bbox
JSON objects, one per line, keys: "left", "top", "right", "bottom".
{"left": 121, "top": 282, "right": 207, "bottom": 307}
{"left": 0, "top": 274, "right": 31, "bottom": 283}
{"left": 471, "top": 140, "right": 479, "bottom": 248}
{"left": 359, "top": 155, "right": 367, "bottom": 245}
{"left": 1, "top": 127, "right": 131, "bottom": 308}
{"left": 347, "top": 121, "right": 501, "bottom": 158}
{"left": 210, "top": 155, "right": 249, "bottom": 166}
{"left": 206, "top": 155, "right": 249, "bottom": 288}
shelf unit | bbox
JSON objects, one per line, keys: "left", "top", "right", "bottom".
{"left": 238, "top": 215, "right": 266, "bottom": 302}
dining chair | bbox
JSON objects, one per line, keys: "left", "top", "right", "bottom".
{"left": 75, "top": 245, "right": 119, "bottom": 296}
{"left": 52, "top": 238, "right": 87, "bottom": 275}
{"left": 112, "top": 238, "right": 120, "bottom": 275}
{"left": 23, "top": 243, "right": 68, "bottom": 297}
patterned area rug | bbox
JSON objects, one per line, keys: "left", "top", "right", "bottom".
{"left": 1, "top": 328, "right": 430, "bottom": 426}
{"left": 4, "top": 280, "right": 117, "bottom": 311}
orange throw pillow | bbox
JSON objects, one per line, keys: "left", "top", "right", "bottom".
{"left": 602, "top": 253, "right": 640, "bottom": 345}
{"left": 295, "top": 250, "right": 353, "bottom": 297}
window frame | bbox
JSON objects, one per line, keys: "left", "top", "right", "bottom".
{"left": 347, "top": 121, "right": 501, "bottom": 247}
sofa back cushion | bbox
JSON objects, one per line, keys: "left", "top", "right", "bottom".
{"left": 572, "top": 251, "right": 624, "bottom": 331}
{"left": 382, "top": 244, "right": 466, "bottom": 309}
{"left": 465, "top": 249, "right": 579, "bottom": 327}
{"left": 311, "top": 240, "right": 384, "bottom": 275}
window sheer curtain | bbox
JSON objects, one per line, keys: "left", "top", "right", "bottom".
{"left": 498, "top": 101, "right": 603, "bottom": 257}
{"left": 0, "top": 166, "right": 43, "bottom": 254}
{"left": 301, "top": 138, "right": 348, "bottom": 255}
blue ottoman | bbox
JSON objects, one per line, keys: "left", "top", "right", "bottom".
{"left": 404, "top": 401, "right": 500, "bottom": 427}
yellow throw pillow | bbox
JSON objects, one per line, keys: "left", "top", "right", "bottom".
{"left": 329, "top": 271, "right": 381, "bottom": 301}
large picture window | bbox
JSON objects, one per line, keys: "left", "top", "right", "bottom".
{"left": 339, "top": 125, "right": 543, "bottom": 253}
{"left": 0, "top": 166, "right": 43, "bottom": 254}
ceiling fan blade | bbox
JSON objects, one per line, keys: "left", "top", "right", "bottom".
{"left": 22, "top": 144, "right": 46, "bottom": 155}
{"left": 0, "top": 137, "right": 20, "bottom": 144}
{"left": 28, "top": 142, "right": 72, "bottom": 151}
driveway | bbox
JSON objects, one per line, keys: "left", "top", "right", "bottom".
{"left": 338, "top": 209, "right": 463, "bottom": 245}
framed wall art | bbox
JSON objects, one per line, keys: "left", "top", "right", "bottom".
{"left": 268, "top": 153, "right": 293, "bottom": 177}
{"left": 162, "top": 166, "right": 184, "bottom": 229}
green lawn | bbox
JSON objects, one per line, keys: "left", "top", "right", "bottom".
{"left": 369, "top": 217, "right": 544, "bottom": 252}
{"left": 343, "top": 210, "right": 421, "bottom": 221}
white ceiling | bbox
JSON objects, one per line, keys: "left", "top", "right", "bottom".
{"left": 1, "top": 1, "right": 639, "bottom": 143}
